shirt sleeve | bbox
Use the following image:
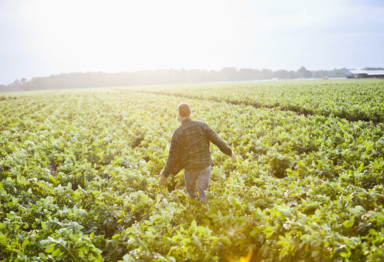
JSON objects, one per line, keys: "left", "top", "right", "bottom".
{"left": 161, "top": 131, "right": 183, "bottom": 177}
{"left": 205, "top": 124, "right": 232, "bottom": 156}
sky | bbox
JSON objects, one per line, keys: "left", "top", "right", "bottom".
{"left": 0, "top": 0, "right": 383, "bottom": 85}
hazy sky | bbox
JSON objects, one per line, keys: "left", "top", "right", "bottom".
{"left": 0, "top": 0, "right": 383, "bottom": 85}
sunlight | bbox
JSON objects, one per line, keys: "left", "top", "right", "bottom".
{"left": 1, "top": 0, "right": 381, "bottom": 84}
{"left": 226, "top": 248, "right": 254, "bottom": 262}
{"left": 20, "top": 0, "right": 241, "bottom": 72}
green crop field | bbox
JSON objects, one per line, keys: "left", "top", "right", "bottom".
{"left": 1, "top": 79, "right": 384, "bottom": 261}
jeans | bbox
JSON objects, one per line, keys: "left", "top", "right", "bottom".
{"left": 184, "top": 165, "right": 211, "bottom": 202}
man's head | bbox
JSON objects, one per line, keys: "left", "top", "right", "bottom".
{"left": 178, "top": 103, "right": 191, "bottom": 118}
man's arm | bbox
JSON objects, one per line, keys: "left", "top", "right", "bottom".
{"left": 205, "top": 124, "right": 233, "bottom": 156}
{"left": 161, "top": 132, "right": 182, "bottom": 178}
{"left": 159, "top": 133, "right": 182, "bottom": 186}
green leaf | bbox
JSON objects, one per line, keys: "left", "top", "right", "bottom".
{"left": 22, "top": 239, "right": 30, "bottom": 249}
{"left": 191, "top": 220, "right": 197, "bottom": 231}
{"left": 340, "top": 251, "right": 350, "bottom": 258}
{"left": 221, "top": 236, "right": 232, "bottom": 246}
{"left": 51, "top": 248, "right": 62, "bottom": 257}
{"left": 343, "top": 216, "right": 355, "bottom": 228}
{"left": 40, "top": 240, "right": 50, "bottom": 246}
{"left": 311, "top": 250, "right": 320, "bottom": 257}
{"left": 45, "top": 244, "right": 55, "bottom": 253}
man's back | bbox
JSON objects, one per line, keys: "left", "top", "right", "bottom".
{"left": 173, "top": 118, "right": 213, "bottom": 171}
{"left": 162, "top": 118, "right": 232, "bottom": 177}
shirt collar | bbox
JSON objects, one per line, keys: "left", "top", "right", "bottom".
{"left": 181, "top": 117, "right": 192, "bottom": 124}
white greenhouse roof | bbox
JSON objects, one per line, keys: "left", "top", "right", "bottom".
{"left": 349, "top": 69, "right": 384, "bottom": 75}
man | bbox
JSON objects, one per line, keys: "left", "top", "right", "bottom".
{"left": 159, "top": 103, "right": 236, "bottom": 202}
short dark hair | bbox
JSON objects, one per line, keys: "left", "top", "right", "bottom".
{"left": 178, "top": 103, "right": 191, "bottom": 117}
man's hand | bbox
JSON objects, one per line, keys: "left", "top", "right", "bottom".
{"left": 159, "top": 175, "right": 168, "bottom": 186}
{"left": 231, "top": 153, "right": 237, "bottom": 162}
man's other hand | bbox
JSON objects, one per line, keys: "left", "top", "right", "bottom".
{"left": 231, "top": 153, "right": 237, "bottom": 162}
{"left": 159, "top": 175, "right": 168, "bottom": 186}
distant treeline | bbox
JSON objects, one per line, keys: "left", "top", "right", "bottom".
{"left": 2, "top": 67, "right": 350, "bottom": 91}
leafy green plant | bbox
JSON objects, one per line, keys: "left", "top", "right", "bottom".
{"left": 1, "top": 81, "right": 384, "bottom": 261}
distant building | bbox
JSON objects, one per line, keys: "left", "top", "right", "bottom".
{"left": 346, "top": 69, "right": 384, "bottom": 78}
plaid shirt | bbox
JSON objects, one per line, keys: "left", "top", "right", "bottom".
{"left": 161, "top": 118, "right": 232, "bottom": 177}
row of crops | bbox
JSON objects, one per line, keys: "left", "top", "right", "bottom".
{"left": 133, "top": 79, "right": 384, "bottom": 123}
{"left": 0, "top": 96, "right": 16, "bottom": 102}
{"left": 1, "top": 79, "right": 384, "bottom": 261}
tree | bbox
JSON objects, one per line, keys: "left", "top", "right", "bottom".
{"left": 274, "top": 70, "right": 290, "bottom": 79}
{"left": 297, "top": 66, "right": 312, "bottom": 78}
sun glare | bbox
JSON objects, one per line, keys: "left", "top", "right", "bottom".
{"left": 20, "top": 0, "right": 241, "bottom": 73}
